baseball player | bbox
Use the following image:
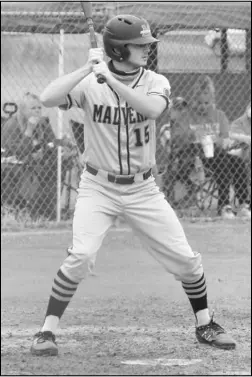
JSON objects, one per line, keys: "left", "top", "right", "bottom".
{"left": 30, "top": 15, "right": 236, "bottom": 356}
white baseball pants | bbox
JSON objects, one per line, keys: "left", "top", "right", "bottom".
{"left": 61, "top": 170, "right": 203, "bottom": 283}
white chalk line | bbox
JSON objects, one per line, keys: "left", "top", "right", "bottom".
{"left": 210, "top": 373, "right": 251, "bottom": 376}
{"left": 121, "top": 358, "right": 202, "bottom": 367}
{"left": 121, "top": 359, "right": 251, "bottom": 375}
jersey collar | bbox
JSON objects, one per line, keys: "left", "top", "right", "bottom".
{"left": 108, "top": 60, "right": 141, "bottom": 77}
{"left": 108, "top": 60, "right": 144, "bottom": 89}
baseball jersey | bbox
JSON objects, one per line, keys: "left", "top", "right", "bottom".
{"left": 60, "top": 67, "right": 170, "bottom": 175}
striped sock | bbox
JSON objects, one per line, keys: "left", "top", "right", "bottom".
{"left": 182, "top": 273, "right": 208, "bottom": 315}
{"left": 41, "top": 269, "right": 79, "bottom": 333}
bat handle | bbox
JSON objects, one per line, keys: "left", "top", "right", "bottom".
{"left": 92, "top": 61, "right": 106, "bottom": 84}
{"left": 97, "top": 74, "right": 106, "bottom": 84}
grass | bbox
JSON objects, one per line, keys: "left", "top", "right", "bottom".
{"left": 1, "top": 206, "right": 73, "bottom": 232}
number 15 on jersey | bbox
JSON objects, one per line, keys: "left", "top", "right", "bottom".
{"left": 134, "top": 125, "right": 149, "bottom": 147}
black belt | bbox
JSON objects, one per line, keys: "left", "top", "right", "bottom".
{"left": 86, "top": 163, "right": 152, "bottom": 185}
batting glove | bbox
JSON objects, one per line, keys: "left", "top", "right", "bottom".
{"left": 92, "top": 61, "right": 112, "bottom": 81}
{"left": 88, "top": 48, "right": 104, "bottom": 66}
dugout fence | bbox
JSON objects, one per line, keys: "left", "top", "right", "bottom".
{"left": 1, "top": 2, "right": 251, "bottom": 223}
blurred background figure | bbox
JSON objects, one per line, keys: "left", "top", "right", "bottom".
{"left": 1, "top": 92, "right": 76, "bottom": 219}
{"left": 158, "top": 97, "right": 198, "bottom": 206}
{"left": 229, "top": 102, "right": 251, "bottom": 160}
{"left": 1, "top": 92, "right": 54, "bottom": 161}
{"left": 229, "top": 101, "right": 251, "bottom": 206}
{"left": 190, "top": 75, "right": 250, "bottom": 219}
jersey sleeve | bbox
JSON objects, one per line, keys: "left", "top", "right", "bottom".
{"left": 58, "top": 78, "right": 88, "bottom": 111}
{"left": 231, "top": 115, "right": 249, "bottom": 135}
{"left": 147, "top": 72, "right": 171, "bottom": 111}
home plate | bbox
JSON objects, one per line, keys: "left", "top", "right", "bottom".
{"left": 121, "top": 358, "right": 202, "bottom": 366}
{"left": 211, "top": 372, "right": 251, "bottom": 376}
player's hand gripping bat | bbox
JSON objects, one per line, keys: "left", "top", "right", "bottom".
{"left": 80, "top": 1, "right": 106, "bottom": 84}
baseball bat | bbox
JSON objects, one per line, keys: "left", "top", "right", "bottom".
{"left": 80, "top": 1, "right": 106, "bottom": 84}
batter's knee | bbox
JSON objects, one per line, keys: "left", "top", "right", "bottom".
{"left": 61, "top": 248, "right": 95, "bottom": 283}
{"left": 174, "top": 252, "right": 204, "bottom": 283}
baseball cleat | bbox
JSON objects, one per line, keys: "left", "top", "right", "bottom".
{"left": 196, "top": 315, "right": 236, "bottom": 350}
{"left": 30, "top": 331, "right": 58, "bottom": 356}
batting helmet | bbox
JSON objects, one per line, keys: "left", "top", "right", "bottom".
{"left": 103, "top": 15, "right": 159, "bottom": 62}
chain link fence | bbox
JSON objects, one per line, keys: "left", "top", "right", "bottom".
{"left": 1, "top": 1, "right": 251, "bottom": 223}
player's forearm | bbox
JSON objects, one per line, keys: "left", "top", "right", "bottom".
{"left": 108, "top": 77, "right": 166, "bottom": 120}
{"left": 40, "top": 65, "right": 91, "bottom": 107}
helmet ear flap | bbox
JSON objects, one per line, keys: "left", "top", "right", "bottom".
{"left": 112, "top": 46, "right": 123, "bottom": 60}
{"left": 109, "top": 44, "right": 130, "bottom": 62}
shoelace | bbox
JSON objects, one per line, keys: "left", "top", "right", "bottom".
{"left": 35, "top": 331, "right": 56, "bottom": 342}
{"left": 199, "top": 311, "right": 225, "bottom": 338}
{"left": 207, "top": 321, "right": 225, "bottom": 335}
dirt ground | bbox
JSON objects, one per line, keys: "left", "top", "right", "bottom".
{"left": 1, "top": 221, "right": 251, "bottom": 376}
